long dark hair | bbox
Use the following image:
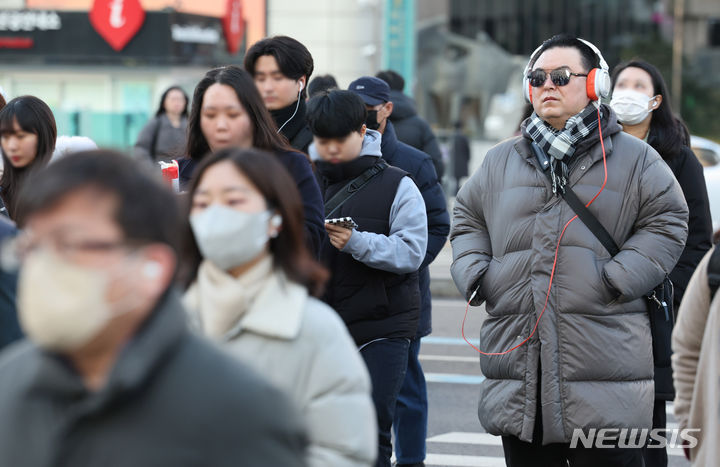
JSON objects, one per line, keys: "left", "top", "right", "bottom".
{"left": 0, "top": 95, "right": 57, "bottom": 219}
{"left": 185, "top": 66, "right": 294, "bottom": 161}
{"left": 180, "top": 147, "right": 327, "bottom": 296}
{"left": 155, "top": 85, "right": 189, "bottom": 118}
{"left": 611, "top": 60, "right": 690, "bottom": 161}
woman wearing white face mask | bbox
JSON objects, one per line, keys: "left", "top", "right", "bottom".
{"left": 181, "top": 148, "right": 377, "bottom": 467}
{"left": 611, "top": 60, "right": 713, "bottom": 467}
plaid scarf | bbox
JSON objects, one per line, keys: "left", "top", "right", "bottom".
{"left": 525, "top": 103, "right": 600, "bottom": 161}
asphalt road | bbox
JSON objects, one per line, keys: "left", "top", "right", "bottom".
{"left": 415, "top": 297, "right": 690, "bottom": 467}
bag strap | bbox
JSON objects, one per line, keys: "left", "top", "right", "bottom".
{"left": 324, "top": 160, "right": 389, "bottom": 218}
{"left": 149, "top": 117, "right": 162, "bottom": 160}
{"left": 531, "top": 142, "right": 620, "bottom": 256}
{"left": 561, "top": 188, "right": 620, "bottom": 257}
{"left": 708, "top": 246, "right": 720, "bottom": 298}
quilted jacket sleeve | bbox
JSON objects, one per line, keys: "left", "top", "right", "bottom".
{"left": 602, "top": 146, "right": 689, "bottom": 300}
{"left": 450, "top": 166, "right": 491, "bottom": 305}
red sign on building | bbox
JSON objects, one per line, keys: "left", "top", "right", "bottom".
{"left": 222, "top": 0, "right": 244, "bottom": 55}
{"left": 89, "top": 0, "right": 145, "bottom": 51}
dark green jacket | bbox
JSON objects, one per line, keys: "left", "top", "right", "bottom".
{"left": 0, "top": 289, "right": 308, "bottom": 467}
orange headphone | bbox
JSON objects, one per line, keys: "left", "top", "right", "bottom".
{"left": 523, "top": 38, "right": 611, "bottom": 103}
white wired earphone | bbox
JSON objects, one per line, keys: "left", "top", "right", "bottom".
{"left": 276, "top": 80, "right": 304, "bottom": 134}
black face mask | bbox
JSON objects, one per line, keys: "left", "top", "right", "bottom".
{"left": 365, "top": 110, "right": 380, "bottom": 130}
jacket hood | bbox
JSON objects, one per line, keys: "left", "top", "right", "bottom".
{"left": 388, "top": 91, "right": 417, "bottom": 120}
{"left": 308, "top": 128, "right": 383, "bottom": 161}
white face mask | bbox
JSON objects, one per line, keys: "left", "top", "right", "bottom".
{"left": 18, "top": 249, "right": 131, "bottom": 352}
{"left": 610, "top": 89, "right": 656, "bottom": 125}
{"left": 190, "top": 204, "right": 280, "bottom": 271}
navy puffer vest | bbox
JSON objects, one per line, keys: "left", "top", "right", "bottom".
{"left": 318, "top": 156, "right": 420, "bottom": 345}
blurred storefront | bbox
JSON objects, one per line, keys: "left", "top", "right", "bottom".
{"left": 0, "top": 1, "right": 266, "bottom": 149}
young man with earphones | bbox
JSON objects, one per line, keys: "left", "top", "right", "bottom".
{"left": 450, "top": 34, "right": 688, "bottom": 466}
{"left": 244, "top": 35, "right": 315, "bottom": 154}
{"left": 0, "top": 151, "right": 308, "bottom": 466}
{"left": 349, "top": 76, "right": 450, "bottom": 467}
{"left": 307, "top": 90, "right": 428, "bottom": 467}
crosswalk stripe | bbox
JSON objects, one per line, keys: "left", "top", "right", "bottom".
{"left": 428, "top": 431, "right": 502, "bottom": 445}
{"left": 425, "top": 430, "right": 685, "bottom": 458}
{"left": 425, "top": 453, "right": 505, "bottom": 466}
{"left": 420, "top": 354, "right": 478, "bottom": 363}
{"left": 425, "top": 373, "right": 486, "bottom": 384}
{"left": 424, "top": 336, "right": 475, "bottom": 346}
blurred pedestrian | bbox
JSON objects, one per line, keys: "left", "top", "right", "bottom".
{"left": 182, "top": 147, "right": 377, "bottom": 467}
{"left": 0, "top": 151, "right": 308, "bottom": 467}
{"left": 307, "top": 74, "right": 339, "bottom": 99}
{"left": 451, "top": 120, "right": 470, "bottom": 196}
{"left": 611, "top": 59, "right": 713, "bottom": 467}
{"left": 0, "top": 96, "right": 56, "bottom": 220}
{"left": 245, "top": 36, "right": 314, "bottom": 154}
{"left": 349, "top": 76, "right": 450, "bottom": 467}
{"left": 134, "top": 86, "right": 189, "bottom": 162}
{"left": 376, "top": 70, "right": 444, "bottom": 179}
{"left": 307, "top": 90, "right": 428, "bottom": 467}
{"left": 672, "top": 244, "right": 720, "bottom": 465}
{"left": 178, "top": 65, "right": 325, "bottom": 256}
{"left": 451, "top": 34, "right": 688, "bottom": 466}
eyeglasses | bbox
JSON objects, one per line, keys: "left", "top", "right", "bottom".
{"left": 527, "top": 67, "right": 588, "bottom": 88}
{"left": 0, "top": 234, "right": 133, "bottom": 271}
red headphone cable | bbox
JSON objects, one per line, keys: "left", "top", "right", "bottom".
{"left": 462, "top": 104, "right": 608, "bottom": 355}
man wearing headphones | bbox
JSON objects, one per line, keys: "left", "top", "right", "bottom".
{"left": 450, "top": 34, "right": 688, "bottom": 466}
{"left": 244, "top": 35, "right": 314, "bottom": 154}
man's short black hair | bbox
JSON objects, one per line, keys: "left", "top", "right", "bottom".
{"left": 306, "top": 90, "right": 367, "bottom": 139}
{"left": 307, "top": 75, "right": 338, "bottom": 98}
{"left": 375, "top": 70, "right": 405, "bottom": 91}
{"left": 529, "top": 34, "right": 600, "bottom": 73}
{"left": 244, "top": 36, "right": 314, "bottom": 100}
{"left": 16, "top": 151, "right": 181, "bottom": 255}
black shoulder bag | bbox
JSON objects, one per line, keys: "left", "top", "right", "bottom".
{"left": 532, "top": 142, "right": 674, "bottom": 367}
{"left": 324, "top": 160, "right": 389, "bottom": 218}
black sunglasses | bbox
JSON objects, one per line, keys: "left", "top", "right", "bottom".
{"left": 527, "top": 67, "right": 588, "bottom": 88}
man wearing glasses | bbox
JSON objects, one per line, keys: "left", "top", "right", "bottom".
{"left": 450, "top": 34, "right": 688, "bottom": 466}
{"left": 0, "top": 151, "right": 308, "bottom": 466}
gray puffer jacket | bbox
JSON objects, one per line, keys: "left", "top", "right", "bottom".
{"left": 450, "top": 107, "right": 688, "bottom": 444}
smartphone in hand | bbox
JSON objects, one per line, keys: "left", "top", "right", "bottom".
{"left": 325, "top": 217, "right": 358, "bottom": 230}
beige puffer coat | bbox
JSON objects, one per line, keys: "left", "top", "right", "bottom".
{"left": 450, "top": 109, "right": 688, "bottom": 444}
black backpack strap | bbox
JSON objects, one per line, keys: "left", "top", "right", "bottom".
{"left": 292, "top": 125, "right": 314, "bottom": 154}
{"left": 708, "top": 246, "right": 720, "bottom": 298}
{"left": 531, "top": 142, "right": 620, "bottom": 256}
{"left": 324, "top": 160, "right": 388, "bottom": 218}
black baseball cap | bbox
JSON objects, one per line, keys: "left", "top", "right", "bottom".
{"left": 348, "top": 76, "right": 390, "bottom": 106}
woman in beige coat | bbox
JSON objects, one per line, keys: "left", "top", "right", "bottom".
{"left": 672, "top": 245, "right": 720, "bottom": 465}
{"left": 181, "top": 148, "right": 377, "bottom": 467}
